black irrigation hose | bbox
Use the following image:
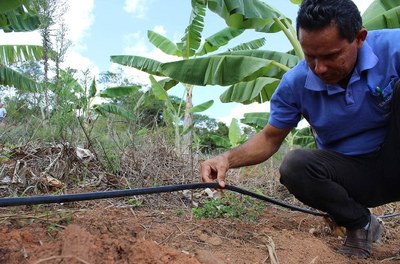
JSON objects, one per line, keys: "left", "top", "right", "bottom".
{"left": 2, "top": 183, "right": 399, "bottom": 219}
{"left": 0, "top": 183, "right": 328, "bottom": 217}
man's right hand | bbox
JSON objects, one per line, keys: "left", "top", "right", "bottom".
{"left": 200, "top": 154, "right": 230, "bottom": 188}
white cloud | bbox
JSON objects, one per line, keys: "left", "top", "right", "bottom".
{"left": 153, "top": 25, "right": 167, "bottom": 36}
{"left": 353, "top": 0, "right": 374, "bottom": 13}
{"left": 63, "top": 50, "right": 99, "bottom": 76}
{"left": 218, "top": 102, "right": 270, "bottom": 125}
{"left": 124, "top": 0, "right": 151, "bottom": 18}
{"left": 64, "top": 0, "right": 94, "bottom": 46}
{"left": 52, "top": 0, "right": 96, "bottom": 73}
{"left": 123, "top": 32, "right": 147, "bottom": 54}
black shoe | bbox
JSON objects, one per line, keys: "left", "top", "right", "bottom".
{"left": 338, "top": 214, "right": 384, "bottom": 258}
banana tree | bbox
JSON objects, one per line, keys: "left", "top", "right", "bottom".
{"left": 150, "top": 75, "right": 213, "bottom": 155}
{"left": 0, "top": 0, "right": 43, "bottom": 93}
{"left": 111, "top": 0, "right": 266, "bottom": 156}
{"left": 146, "top": 0, "right": 301, "bottom": 106}
{"left": 53, "top": 70, "right": 135, "bottom": 124}
{"left": 150, "top": 0, "right": 400, "bottom": 104}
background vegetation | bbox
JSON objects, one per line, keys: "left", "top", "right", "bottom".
{"left": 0, "top": 0, "right": 399, "bottom": 215}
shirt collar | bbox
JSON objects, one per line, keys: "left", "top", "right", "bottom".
{"left": 304, "top": 41, "right": 379, "bottom": 95}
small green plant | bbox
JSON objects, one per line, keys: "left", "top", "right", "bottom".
{"left": 175, "top": 210, "right": 184, "bottom": 217}
{"left": 46, "top": 222, "right": 62, "bottom": 238}
{"left": 192, "top": 192, "right": 264, "bottom": 222}
{"left": 0, "top": 143, "right": 14, "bottom": 163}
{"left": 127, "top": 198, "right": 142, "bottom": 207}
{"left": 45, "top": 210, "right": 72, "bottom": 238}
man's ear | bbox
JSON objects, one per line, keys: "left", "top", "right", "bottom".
{"left": 356, "top": 28, "right": 368, "bottom": 48}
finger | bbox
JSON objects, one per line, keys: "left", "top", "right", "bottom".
{"left": 200, "top": 164, "right": 214, "bottom": 183}
{"left": 216, "top": 170, "right": 226, "bottom": 188}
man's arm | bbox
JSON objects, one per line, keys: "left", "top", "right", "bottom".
{"left": 200, "top": 124, "right": 292, "bottom": 187}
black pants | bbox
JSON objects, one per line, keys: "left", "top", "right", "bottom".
{"left": 279, "top": 81, "right": 400, "bottom": 229}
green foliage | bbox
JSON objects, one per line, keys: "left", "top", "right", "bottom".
{"left": 196, "top": 27, "right": 245, "bottom": 55}
{"left": 111, "top": 0, "right": 272, "bottom": 155}
{"left": 208, "top": 118, "right": 248, "bottom": 150}
{"left": 0, "top": 145, "right": 12, "bottom": 163}
{"left": 209, "top": 134, "right": 230, "bottom": 149}
{"left": 290, "top": 0, "right": 302, "bottom": 5}
{"left": 192, "top": 192, "right": 264, "bottom": 222}
{"left": 228, "top": 118, "right": 243, "bottom": 148}
{"left": 240, "top": 112, "right": 269, "bottom": 132}
{"left": 150, "top": 75, "right": 213, "bottom": 154}
{"left": 93, "top": 103, "right": 133, "bottom": 120}
{"left": 148, "top": 30, "right": 182, "bottom": 56}
{"left": 50, "top": 107, "right": 80, "bottom": 140}
{"left": 193, "top": 114, "right": 229, "bottom": 153}
{"left": 99, "top": 85, "right": 141, "bottom": 98}
{"left": 127, "top": 198, "right": 143, "bottom": 207}
{"left": 0, "top": 1, "right": 43, "bottom": 93}
{"left": 285, "top": 127, "right": 316, "bottom": 150}
{"left": 0, "top": 45, "right": 44, "bottom": 65}
{"left": 189, "top": 100, "right": 214, "bottom": 114}
{"left": 240, "top": 112, "right": 315, "bottom": 149}
{"left": 0, "top": 65, "right": 42, "bottom": 92}
{"left": 0, "top": 0, "right": 41, "bottom": 32}
{"left": 362, "top": 0, "right": 400, "bottom": 29}
{"left": 179, "top": 0, "right": 206, "bottom": 58}
{"left": 110, "top": 55, "right": 164, "bottom": 76}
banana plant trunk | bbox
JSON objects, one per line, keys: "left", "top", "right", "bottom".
{"left": 182, "top": 84, "right": 193, "bottom": 159}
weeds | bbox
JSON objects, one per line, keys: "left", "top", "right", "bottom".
{"left": 192, "top": 192, "right": 264, "bottom": 222}
{"left": 127, "top": 198, "right": 142, "bottom": 207}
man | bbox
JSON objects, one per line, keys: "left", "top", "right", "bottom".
{"left": 0, "top": 103, "right": 6, "bottom": 123}
{"left": 200, "top": 0, "right": 400, "bottom": 259}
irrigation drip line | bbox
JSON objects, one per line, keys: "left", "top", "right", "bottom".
{"left": 1, "top": 182, "right": 399, "bottom": 219}
{"left": 0, "top": 183, "right": 327, "bottom": 216}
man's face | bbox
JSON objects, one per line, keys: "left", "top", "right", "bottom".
{"left": 299, "top": 24, "right": 366, "bottom": 86}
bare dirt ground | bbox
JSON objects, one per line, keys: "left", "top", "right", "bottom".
{"left": 1, "top": 200, "right": 400, "bottom": 264}
{"left": 1, "top": 143, "right": 400, "bottom": 264}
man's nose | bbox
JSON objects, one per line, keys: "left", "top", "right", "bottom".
{"left": 314, "top": 59, "right": 328, "bottom": 75}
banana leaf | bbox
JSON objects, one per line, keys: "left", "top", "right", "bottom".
{"left": 220, "top": 77, "right": 280, "bottom": 104}
{"left": 0, "top": 65, "right": 41, "bottom": 92}
{"left": 189, "top": 100, "right": 214, "bottom": 113}
{"left": 240, "top": 112, "right": 270, "bottom": 131}
{"left": 207, "top": 0, "right": 290, "bottom": 33}
{"left": 161, "top": 55, "right": 275, "bottom": 86}
{"left": 362, "top": 0, "right": 400, "bottom": 29}
{"left": 111, "top": 55, "right": 165, "bottom": 76}
{"left": 196, "top": 27, "right": 245, "bottom": 56}
{"left": 100, "top": 85, "right": 141, "bottom": 98}
{"left": 147, "top": 30, "right": 182, "bottom": 56}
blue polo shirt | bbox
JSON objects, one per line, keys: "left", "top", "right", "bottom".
{"left": 269, "top": 29, "right": 400, "bottom": 155}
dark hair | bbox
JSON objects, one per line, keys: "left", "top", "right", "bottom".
{"left": 296, "top": 0, "right": 362, "bottom": 42}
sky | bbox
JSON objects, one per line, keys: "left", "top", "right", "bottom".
{"left": 0, "top": 0, "right": 374, "bottom": 124}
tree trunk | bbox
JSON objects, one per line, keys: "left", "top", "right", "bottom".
{"left": 182, "top": 84, "right": 193, "bottom": 160}
{"left": 41, "top": 26, "right": 50, "bottom": 120}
